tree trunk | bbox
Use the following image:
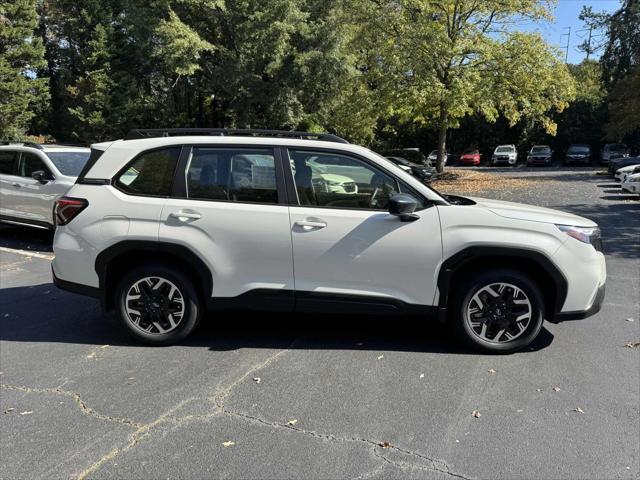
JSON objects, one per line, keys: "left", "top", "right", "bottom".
{"left": 436, "top": 107, "right": 448, "bottom": 173}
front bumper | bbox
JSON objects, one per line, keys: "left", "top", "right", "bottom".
{"left": 554, "top": 283, "right": 605, "bottom": 321}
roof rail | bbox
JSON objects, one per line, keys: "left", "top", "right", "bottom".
{"left": 123, "top": 128, "right": 349, "bottom": 144}
{"left": 0, "top": 141, "right": 44, "bottom": 150}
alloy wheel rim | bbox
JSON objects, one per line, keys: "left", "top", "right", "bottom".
{"left": 125, "top": 277, "right": 185, "bottom": 335}
{"left": 466, "top": 282, "right": 532, "bottom": 343}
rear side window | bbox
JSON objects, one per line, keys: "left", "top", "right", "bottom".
{"left": 115, "top": 147, "right": 180, "bottom": 196}
{"left": 185, "top": 147, "right": 278, "bottom": 204}
{"left": 0, "top": 151, "right": 17, "bottom": 175}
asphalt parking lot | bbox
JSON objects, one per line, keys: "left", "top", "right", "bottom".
{"left": 1, "top": 167, "right": 638, "bottom": 480}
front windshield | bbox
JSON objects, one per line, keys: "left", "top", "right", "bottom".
{"left": 531, "top": 146, "right": 550, "bottom": 153}
{"left": 463, "top": 149, "right": 478, "bottom": 154}
{"left": 46, "top": 151, "right": 90, "bottom": 176}
{"left": 568, "top": 145, "right": 590, "bottom": 154}
{"left": 609, "top": 144, "right": 627, "bottom": 152}
{"left": 496, "top": 146, "right": 514, "bottom": 153}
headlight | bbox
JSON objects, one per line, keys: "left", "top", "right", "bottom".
{"left": 556, "top": 225, "right": 602, "bottom": 251}
{"left": 629, "top": 177, "right": 640, "bottom": 183}
{"left": 325, "top": 180, "right": 341, "bottom": 186}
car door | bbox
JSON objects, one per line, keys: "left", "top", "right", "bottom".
{"left": 286, "top": 148, "right": 442, "bottom": 309}
{"left": 0, "top": 149, "right": 21, "bottom": 218}
{"left": 9, "top": 151, "right": 63, "bottom": 225}
{"left": 159, "top": 145, "right": 294, "bottom": 309}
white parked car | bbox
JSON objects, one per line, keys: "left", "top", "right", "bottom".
{"left": 614, "top": 164, "right": 640, "bottom": 182}
{"left": 621, "top": 172, "right": 640, "bottom": 194}
{"left": 492, "top": 145, "right": 518, "bottom": 165}
{"left": 52, "top": 128, "right": 606, "bottom": 353}
{"left": 601, "top": 143, "right": 630, "bottom": 164}
{"left": 428, "top": 149, "right": 449, "bottom": 165}
{"left": 0, "top": 142, "right": 91, "bottom": 229}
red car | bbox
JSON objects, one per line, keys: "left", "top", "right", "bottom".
{"left": 459, "top": 149, "right": 482, "bottom": 165}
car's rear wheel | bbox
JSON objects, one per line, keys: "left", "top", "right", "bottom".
{"left": 452, "top": 269, "right": 544, "bottom": 353}
{"left": 115, "top": 264, "right": 202, "bottom": 345}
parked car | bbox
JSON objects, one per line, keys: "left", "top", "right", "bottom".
{"left": 428, "top": 149, "right": 449, "bottom": 165}
{"left": 52, "top": 128, "right": 606, "bottom": 353}
{"left": 386, "top": 156, "right": 436, "bottom": 183}
{"left": 621, "top": 172, "right": 640, "bottom": 194}
{"left": 526, "top": 145, "right": 553, "bottom": 166}
{"left": 564, "top": 144, "right": 591, "bottom": 165}
{"left": 458, "top": 149, "right": 482, "bottom": 166}
{"left": 609, "top": 156, "right": 640, "bottom": 175}
{"left": 614, "top": 164, "right": 640, "bottom": 182}
{"left": 491, "top": 145, "right": 517, "bottom": 165}
{"left": 0, "top": 142, "right": 91, "bottom": 229}
{"left": 600, "top": 143, "right": 630, "bottom": 164}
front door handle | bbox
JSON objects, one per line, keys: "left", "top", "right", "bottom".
{"left": 169, "top": 211, "right": 201, "bottom": 221}
{"left": 12, "top": 183, "right": 22, "bottom": 188}
{"left": 295, "top": 219, "right": 327, "bottom": 230}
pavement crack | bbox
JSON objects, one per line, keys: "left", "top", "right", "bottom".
{"left": 74, "top": 398, "right": 195, "bottom": 480}
{"left": 223, "top": 408, "right": 473, "bottom": 480}
{"left": 1, "top": 384, "right": 141, "bottom": 428}
{"left": 211, "top": 340, "right": 297, "bottom": 412}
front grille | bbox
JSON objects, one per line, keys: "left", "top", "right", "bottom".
{"left": 343, "top": 182, "right": 356, "bottom": 193}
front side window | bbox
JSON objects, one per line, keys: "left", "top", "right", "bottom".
{"left": 0, "top": 151, "right": 17, "bottom": 175}
{"left": 46, "top": 151, "right": 90, "bottom": 176}
{"left": 185, "top": 147, "right": 278, "bottom": 204}
{"left": 116, "top": 147, "right": 180, "bottom": 196}
{"left": 289, "top": 150, "right": 403, "bottom": 210}
{"left": 20, "top": 152, "right": 52, "bottom": 179}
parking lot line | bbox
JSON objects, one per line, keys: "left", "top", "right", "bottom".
{"left": 0, "top": 246, "right": 54, "bottom": 261}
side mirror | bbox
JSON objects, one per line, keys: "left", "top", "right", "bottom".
{"left": 389, "top": 194, "right": 419, "bottom": 222}
{"left": 31, "top": 170, "right": 48, "bottom": 184}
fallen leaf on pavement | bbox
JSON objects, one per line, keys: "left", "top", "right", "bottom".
{"left": 488, "top": 368, "right": 496, "bottom": 374}
{"left": 252, "top": 377, "right": 261, "bottom": 384}
{"left": 573, "top": 407, "right": 585, "bottom": 414}
{"left": 222, "top": 441, "right": 235, "bottom": 447}
{"left": 536, "top": 388, "right": 542, "bottom": 392}
{"left": 419, "top": 373, "right": 425, "bottom": 378}
{"left": 287, "top": 419, "right": 298, "bottom": 426}
{"left": 19, "top": 411, "right": 33, "bottom": 415}
{"left": 553, "top": 386, "right": 561, "bottom": 392}
{"left": 517, "top": 409, "right": 524, "bottom": 413}
{"left": 472, "top": 410, "right": 481, "bottom": 418}
{"left": 379, "top": 441, "right": 392, "bottom": 448}
{"left": 4, "top": 408, "right": 15, "bottom": 414}
{"left": 377, "top": 354, "right": 384, "bottom": 360}
{"left": 625, "top": 318, "right": 634, "bottom": 322}
{"left": 623, "top": 342, "right": 640, "bottom": 348}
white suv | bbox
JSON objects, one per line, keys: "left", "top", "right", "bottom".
{"left": 51, "top": 129, "right": 606, "bottom": 353}
{"left": 0, "top": 142, "right": 90, "bottom": 229}
{"left": 492, "top": 145, "right": 518, "bottom": 165}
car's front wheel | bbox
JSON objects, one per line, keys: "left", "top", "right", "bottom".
{"left": 452, "top": 269, "right": 545, "bottom": 353}
{"left": 115, "top": 264, "right": 202, "bottom": 345}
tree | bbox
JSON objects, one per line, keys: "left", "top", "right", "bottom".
{"left": 0, "top": 0, "right": 48, "bottom": 139}
{"left": 350, "top": 0, "right": 576, "bottom": 171}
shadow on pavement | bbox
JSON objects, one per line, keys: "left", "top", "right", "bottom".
{"left": 0, "top": 283, "right": 555, "bottom": 354}
{"left": 0, "top": 225, "right": 54, "bottom": 253}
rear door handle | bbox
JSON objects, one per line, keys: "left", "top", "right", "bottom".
{"left": 294, "top": 220, "right": 327, "bottom": 230}
{"left": 12, "top": 183, "right": 21, "bottom": 188}
{"left": 169, "top": 211, "right": 201, "bottom": 221}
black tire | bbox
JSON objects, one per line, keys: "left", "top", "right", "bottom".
{"left": 452, "top": 269, "right": 545, "bottom": 354}
{"left": 115, "top": 263, "right": 202, "bottom": 345}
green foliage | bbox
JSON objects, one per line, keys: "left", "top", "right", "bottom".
{"left": 349, "top": 0, "right": 576, "bottom": 171}
{"left": 0, "top": 0, "right": 48, "bottom": 139}
{"left": 606, "top": 66, "right": 640, "bottom": 139}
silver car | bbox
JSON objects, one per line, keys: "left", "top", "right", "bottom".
{"left": 0, "top": 142, "right": 90, "bottom": 229}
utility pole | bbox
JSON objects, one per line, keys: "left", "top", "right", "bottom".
{"left": 585, "top": 24, "right": 593, "bottom": 60}
{"left": 560, "top": 27, "right": 571, "bottom": 63}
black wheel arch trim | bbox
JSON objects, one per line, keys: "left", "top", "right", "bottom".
{"left": 436, "top": 246, "right": 568, "bottom": 321}
{"left": 95, "top": 240, "right": 214, "bottom": 311}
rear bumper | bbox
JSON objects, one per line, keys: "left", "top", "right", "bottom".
{"left": 553, "top": 282, "right": 605, "bottom": 321}
{"left": 52, "top": 266, "right": 103, "bottom": 301}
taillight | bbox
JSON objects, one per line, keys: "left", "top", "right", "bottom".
{"left": 55, "top": 197, "right": 88, "bottom": 225}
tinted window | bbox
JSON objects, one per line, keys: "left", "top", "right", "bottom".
{"left": 20, "top": 152, "right": 52, "bottom": 178}
{"left": 116, "top": 147, "right": 180, "bottom": 196}
{"left": 185, "top": 148, "right": 278, "bottom": 204}
{"left": 0, "top": 151, "right": 17, "bottom": 175}
{"left": 290, "top": 150, "right": 401, "bottom": 210}
{"left": 46, "top": 151, "right": 90, "bottom": 176}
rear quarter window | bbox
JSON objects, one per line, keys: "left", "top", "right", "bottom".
{"left": 0, "top": 151, "right": 18, "bottom": 175}
{"left": 115, "top": 147, "right": 181, "bottom": 196}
